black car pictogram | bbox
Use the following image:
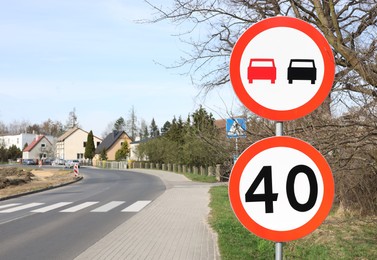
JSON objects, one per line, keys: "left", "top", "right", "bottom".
{"left": 287, "top": 59, "right": 316, "bottom": 84}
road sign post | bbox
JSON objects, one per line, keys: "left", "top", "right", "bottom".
{"left": 229, "top": 16, "right": 335, "bottom": 259}
{"left": 275, "top": 121, "right": 284, "bottom": 260}
{"left": 226, "top": 118, "right": 247, "bottom": 162}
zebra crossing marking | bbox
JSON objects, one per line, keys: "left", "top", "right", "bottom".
{"left": 91, "top": 201, "right": 125, "bottom": 212}
{"left": 31, "top": 202, "right": 73, "bottom": 213}
{"left": 0, "top": 203, "right": 21, "bottom": 210}
{"left": 0, "top": 203, "right": 45, "bottom": 213}
{"left": 121, "top": 200, "right": 151, "bottom": 212}
{"left": 60, "top": 202, "right": 99, "bottom": 213}
{"left": 0, "top": 200, "right": 153, "bottom": 214}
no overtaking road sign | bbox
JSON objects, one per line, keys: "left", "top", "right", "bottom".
{"left": 230, "top": 16, "right": 335, "bottom": 121}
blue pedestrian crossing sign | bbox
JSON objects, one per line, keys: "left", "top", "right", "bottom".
{"left": 226, "top": 118, "right": 247, "bottom": 138}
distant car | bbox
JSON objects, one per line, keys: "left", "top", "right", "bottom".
{"left": 52, "top": 159, "right": 65, "bottom": 166}
{"left": 287, "top": 59, "right": 316, "bottom": 84}
{"left": 58, "top": 159, "right": 65, "bottom": 165}
{"left": 22, "top": 159, "right": 36, "bottom": 165}
{"left": 65, "top": 160, "right": 80, "bottom": 168}
{"left": 248, "top": 58, "right": 276, "bottom": 84}
{"left": 43, "top": 159, "right": 53, "bottom": 165}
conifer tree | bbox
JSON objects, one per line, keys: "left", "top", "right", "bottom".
{"left": 113, "top": 117, "right": 126, "bottom": 131}
{"left": 150, "top": 118, "right": 160, "bottom": 137}
{"left": 84, "top": 130, "right": 95, "bottom": 161}
{"left": 115, "top": 141, "right": 130, "bottom": 161}
{"left": 100, "top": 148, "right": 108, "bottom": 160}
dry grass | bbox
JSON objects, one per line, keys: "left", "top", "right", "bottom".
{"left": 283, "top": 208, "right": 377, "bottom": 259}
{"left": 210, "top": 186, "right": 377, "bottom": 260}
{"left": 0, "top": 167, "right": 78, "bottom": 199}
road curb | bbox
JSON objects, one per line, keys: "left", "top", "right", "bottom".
{"left": 0, "top": 176, "right": 84, "bottom": 201}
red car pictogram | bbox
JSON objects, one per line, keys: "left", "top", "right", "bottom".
{"left": 248, "top": 58, "right": 276, "bottom": 84}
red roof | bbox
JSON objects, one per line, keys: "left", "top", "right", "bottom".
{"left": 23, "top": 135, "right": 51, "bottom": 152}
{"left": 214, "top": 119, "right": 226, "bottom": 130}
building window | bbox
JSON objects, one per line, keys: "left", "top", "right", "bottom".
{"left": 83, "top": 142, "right": 87, "bottom": 148}
{"left": 41, "top": 143, "right": 46, "bottom": 148}
{"left": 77, "top": 153, "right": 84, "bottom": 159}
{"left": 39, "top": 153, "right": 47, "bottom": 159}
{"left": 97, "top": 142, "right": 100, "bottom": 147}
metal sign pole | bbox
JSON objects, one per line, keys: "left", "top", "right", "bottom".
{"left": 276, "top": 122, "right": 283, "bottom": 136}
{"left": 275, "top": 242, "right": 283, "bottom": 260}
{"left": 275, "top": 121, "right": 283, "bottom": 260}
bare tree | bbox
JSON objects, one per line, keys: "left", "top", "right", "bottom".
{"left": 146, "top": 0, "right": 377, "bottom": 104}
{"left": 126, "top": 106, "right": 138, "bottom": 141}
{"left": 146, "top": 0, "right": 377, "bottom": 214}
{"left": 139, "top": 119, "right": 149, "bottom": 140}
{"left": 65, "top": 107, "right": 79, "bottom": 129}
{"left": 102, "top": 120, "right": 116, "bottom": 139}
{"left": 0, "top": 122, "right": 7, "bottom": 135}
{"left": 8, "top": 120, "right": 30, "bottom": 134}
{"left": 40, "top": 119, "right": 64, "bottom": 137}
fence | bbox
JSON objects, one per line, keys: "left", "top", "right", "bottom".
{"left": 93, "top": 160, "right": 128, "bottom": 170}
{"left": 93, "top": 160, "right": 230, "bottom": 181}
{"left": 132, "top": 162, "right": 226, "bottom": 181}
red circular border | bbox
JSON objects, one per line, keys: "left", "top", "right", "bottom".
{"left": 228, "top": 136, "right": 334, "bottom": 242}
{"left": 230, "top": 17, "right": 335, "bottom": 121}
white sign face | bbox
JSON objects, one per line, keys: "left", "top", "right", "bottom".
{"left": 239, "top": 146, "right": 323, "bottom": 231}
{"left": 229, "top": 136, "right": 334, "bottom": 242}
{"left": 240, "top": 27, "right": 323, "bottom": 111}
{"left": 230, "top": 17, "right": 335, "bottom": 121}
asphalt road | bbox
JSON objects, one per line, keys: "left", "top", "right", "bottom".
{"left": 0, "top": 167, "right": 165, "bottom": 260}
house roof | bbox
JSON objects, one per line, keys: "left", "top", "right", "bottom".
{"left": 214, "top": 119, "right": 226, "bottom": 130}
{"left": 130, "top": 137, "right": 154, "bottom": 145}
{"left": 57, "top": 127, "right": 80, "bottom": 142}
{"left": 57, "top": 127, "right": 102, "bottom": 142}
{"left": 23, "top": 135, "right": 52, "bottom": 152}
{"left": 95, "top": 130, "right": 130, "bottom": 153}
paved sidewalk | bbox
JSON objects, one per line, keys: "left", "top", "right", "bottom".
{"left": 75, "top": 169, "right": 220, "bottom": 260}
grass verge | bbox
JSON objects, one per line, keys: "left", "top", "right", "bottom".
{"left": 181, "top": 172, "right": 218, "bottom": 183}
{"left": 209, "top": 185, "right": 377, "bottom": 260}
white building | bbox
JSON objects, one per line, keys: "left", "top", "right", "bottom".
{"left": 0, "top": 133, "right": 55, "bottom": 150}
{"left": 56, "top": 127, "right": 102, "bottom": 161}
{"left": 129, "top": 137, "right": 149, "bottom": 161}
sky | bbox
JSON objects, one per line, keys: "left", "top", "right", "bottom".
{"left": 0, "top": 0, "right": 239, "bottom": 137}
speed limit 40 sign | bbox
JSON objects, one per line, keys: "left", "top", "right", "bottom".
{"left": 229, "top": 136, "right": 334, "bottom": 242}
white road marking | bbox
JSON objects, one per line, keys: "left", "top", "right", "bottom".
{"left": 0, "top": 200, "right": 154, "bottom": 214}
{"left": 0, "top": 203, "right": 21, "bottom": 209}
{"left": 121, "top": 200, "right": 151, "bottom": 212}
{"left": 31, "top": 202, "right": 73, "bottom": 213}
{"left": 91, "top": 201, "right": 126, "bottom": 212}
{"left": 60, "top": 202, "right": 99, "bottom": 212}
{"left": 0, "top": 203, "right": 45, "bottom": 213}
